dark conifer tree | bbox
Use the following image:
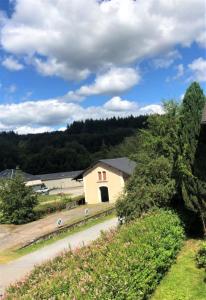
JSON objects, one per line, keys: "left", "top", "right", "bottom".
{"left": 178, "top": 82, "right": 206, "bottom": 234}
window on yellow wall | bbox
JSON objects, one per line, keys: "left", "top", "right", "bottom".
{"left": 98, "top": 171, "right": 102, "bottom": 181}
{"left": 103, "top": 171, "right": 106, "bottom": 181}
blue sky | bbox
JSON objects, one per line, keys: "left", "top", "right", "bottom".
{"left": 0, "top": 0, "right": 205, "bottom": 134}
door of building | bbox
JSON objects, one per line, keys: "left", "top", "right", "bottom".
{"left": 100, "top": 186, "right": 109, "bottom": 202}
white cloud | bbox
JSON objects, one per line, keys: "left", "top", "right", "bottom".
{"left": 1, "top": 0, "right": 205, "bottom": 80}
{"left": 188, "top": 57, "right": 206, "bottom": 82}
{"left": 0, "top": 97, "right": 163, "bottom": 133}
{"left": 138, "top": 104, "right": 164, "bottom": 115}
{"left": 15, "top": 126, "right": 52, "bottom": 135}
{"left": 197, "top": 31, "right": 206, "bottom": 48}
{"left": 67, "top": 67, "right": 140, "bottom": 100}
{"left": 166, "top": 63, "right": 185, "bottom": 82}
{"left": 103, "top": 96, "right": 138, "bottom": 111}
{"left": 175, "top": 64, "right": 184, "bottom": 79}
{"left": 58, "top": 127, "right": 67, "bottom": 132}
{"left": 153, "top": 50, "right": 182, "bottom": 69}
{"left": 33, "top": 57, "right": 90, "bottom": 81}
{"left": 2, "top": 56, "right": 24, "bottom": 71}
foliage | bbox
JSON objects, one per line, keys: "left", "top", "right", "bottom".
{"left": 6, "top": 210, "right": 184, "bottom": 300}
{"left": 117, "top": 82, "right": 206, "bottom": 234}
{"left": 34, "top": 195, "right": 85, "bottom": 218}
{"left": 109, "top": 131, "right": 141, "bottom": 159}
{"left": 0, "top": 115, "right": 147, "bottom": 174}
{"left": 116, "top": 101, "right": 179, "bottom": 221}
{"left": 0, "top": 176, "right": 38, "bottom": 224}
{"left": 196, "top": 242, "right": 206, "bottom": 271}
{"left": 177, "top": 82, "right": 206, "bottom": 233}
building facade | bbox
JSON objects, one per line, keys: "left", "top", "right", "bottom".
{"left": 74, "top": 157, "right": 136, "bottom": 204}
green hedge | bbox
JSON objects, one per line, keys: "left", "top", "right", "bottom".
{"left": 6, "top": 210, "right": 184, "bottom": 300}
{"left": 34, "top": 195, "right": 85, "bottom": 218}
{"left": 196, "top": 242, "right": 206, "bottom": 276}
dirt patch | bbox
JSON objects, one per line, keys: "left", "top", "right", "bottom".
{"left": 0, "top": 203, "right": 113, "bottom": 253}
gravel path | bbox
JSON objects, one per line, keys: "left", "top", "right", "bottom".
{"left": 0, "top": 217, "right": 118, "bottom": 296}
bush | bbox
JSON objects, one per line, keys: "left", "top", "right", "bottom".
{"left": 0, "top": 176, "right": 38, "bottom": 224}
{"left": 196, "top": 242, "right": 206, "bottom": 270}
{"left": 6, "top": 210, "right": 184, "bottom": 300}
{"left": 34, "top": 195, "right": 85, "bottom": 218}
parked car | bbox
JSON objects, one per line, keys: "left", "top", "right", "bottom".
{"left": 35, "top": 184, "right": 49, "bottom": 195}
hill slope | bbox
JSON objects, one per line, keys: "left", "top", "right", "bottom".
{"left": 0, "top": 115, "right": 147, "bottom": 174}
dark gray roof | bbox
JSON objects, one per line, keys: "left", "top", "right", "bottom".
{"left": 36, "top": 170, "right": 83, "bottom": 181}
{"left": 201, "top": 104, "right": 206, "bottom": 124}
{"left": 99, "top": 158, "right": 136, "bottom": 175}
{"left": 0, "top": 169, "right": 37, "bottom": 181}
{"left": 74, "top": 157, "right": 136, "bottom": 180}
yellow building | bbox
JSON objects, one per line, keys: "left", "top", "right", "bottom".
{"left": 74, "top": 157, "right": 136, "bottom": 204}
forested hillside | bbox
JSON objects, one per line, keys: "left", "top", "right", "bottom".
{"left": 0, "top": 115, "right": 147, "bottom": 174}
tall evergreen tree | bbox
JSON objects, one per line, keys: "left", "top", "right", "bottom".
{"left": 177, "top": 82, "right": 206, "bottom": 234}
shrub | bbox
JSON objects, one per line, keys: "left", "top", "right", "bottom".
{"left": 6, "top": 210, "right": 184, "bottom": 300}
{"left": 196, "top": 242, "right": 206, "bottom": 270}
{"left": 34, "top": 195, "right": 85, "bottom": 218}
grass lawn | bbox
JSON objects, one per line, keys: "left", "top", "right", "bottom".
{"left": 37, "top": 194, "right": 71, "bottom": 204}
{"left": 0, "top": 213, "right": 115, "bottom": 263}
{"left": 151, "top": 239, "right": 206, "bottom": 300}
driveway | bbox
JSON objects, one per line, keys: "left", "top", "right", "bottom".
{"left": 0, "top": 217, "right": 118, "bottom": 296}
{"left": 49, "top": 186, "right": 84, "bottom": 196}
{"left": 0, "top": 203, "right": 113, "bottom": 252}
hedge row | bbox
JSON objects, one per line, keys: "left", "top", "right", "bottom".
{"left": 6, "top": 210, "right": 184, "bottom": 300}
{"left": 34, "top": 195, "right": 85, "bottom": 218}
{"left": 196, "top": 242, "right": 206, "bottom": 278}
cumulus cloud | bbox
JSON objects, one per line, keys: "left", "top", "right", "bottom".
{"left": 1, "top": 0, "right": 205, "bottom": 80}
{"left": 2, "top": 56, "right": 24, "bottom": 71}
{"left": 103, "top": 96, "right": 138, "bottom": 111}
{"left": 188, "top": 57, "right": 206, "bottom": 82}
{"left": 66, "top": 67, "right": 140, "bottom": 100}
{"left": 33, "top": 57, "right": 90, "bottom": 81}
{"left": 0, "top": 97, "right": 163, "bottom": 134}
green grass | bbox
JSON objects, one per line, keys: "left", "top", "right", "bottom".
{"left": 37, "top": 194, "right": 71, "bottom": 204}
{"left": 5, "top": 213, "right": 115, "bottom": 261}
{"left": 151, "top": 239, "right": 206, "bottom": 300}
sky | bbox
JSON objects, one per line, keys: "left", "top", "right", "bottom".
{"left": 0, "top": 0, "right": 205, "bottom": 134}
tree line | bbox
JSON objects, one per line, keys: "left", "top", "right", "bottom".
{"left": 0, "top": 115, "right": 148, "bottom": 174}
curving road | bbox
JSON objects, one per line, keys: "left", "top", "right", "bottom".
{"left": 0, "top": 217, "right": 118, "bottom": 296}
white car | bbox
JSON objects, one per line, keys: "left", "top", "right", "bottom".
{"left": 35, "top": 185, "right": 49, "bottom": 195}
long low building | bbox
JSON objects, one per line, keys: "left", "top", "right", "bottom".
{"left": 0, "top": 169, "right": 84, "bottom": 196}
{"left": 0, "top": 169, "right": 42, "bottom": 189}
{"left": 37, "top": 170, "right": 83, "bottom": 191}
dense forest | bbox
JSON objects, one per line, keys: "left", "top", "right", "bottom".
{"left": 0, "top": 115, "right": 148, "bottom": 174}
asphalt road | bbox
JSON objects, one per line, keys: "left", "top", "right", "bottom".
{"left": 0, "top": 217, "right": 118, "bottom": 296}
